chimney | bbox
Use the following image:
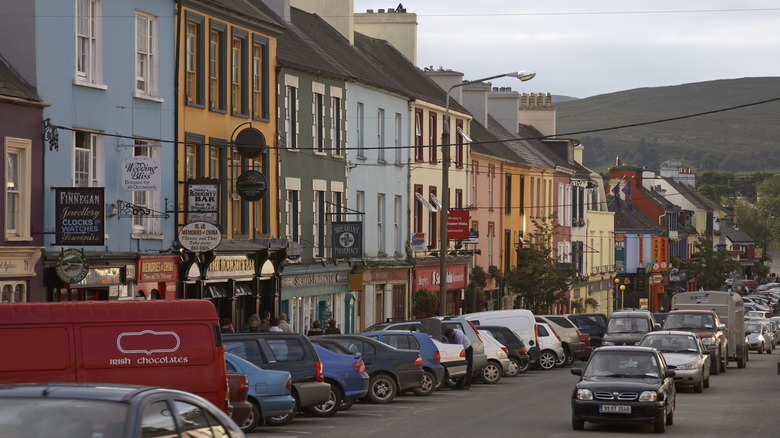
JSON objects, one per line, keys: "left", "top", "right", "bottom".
{"left": 291, "top": 0, "right": 355, "bottom": 44}
{"left": 262, "top": 0, "right": 291, "bottom": 23}
{"left": 518, "top": 91, "right": 556, "bottom": 137}
{"left": 487, "top": 87, "right": 521, "bottom": 135}
{"left": 354, "top": 3, "right": 418, "bottom": 61}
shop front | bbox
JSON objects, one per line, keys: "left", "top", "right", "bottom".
{"left": 134, "top": 255, "right": 179, "bottom": 300}
{"left": 281, "top": 263, "right": 352, "bottom": 334}
{"left": 412, "top": 260, "right": 469, "bottom": 316}
{"left": 356, "top": 264, "right": 412, "bottom": 330}
{"left": 44, "top": 250, "right": 136, "bottom": 302}
{"left": 0, "top": 246, "right": 43, "bottom": 302}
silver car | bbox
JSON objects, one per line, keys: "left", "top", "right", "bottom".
{"left": 639, "top": 330, "right": 711, "bottom": 393}
{"left": 746, "top": 320, "right": 773, "bottom": 353}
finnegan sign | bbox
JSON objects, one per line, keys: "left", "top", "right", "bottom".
{"left": 55, "top": 187, "right": 105, "bottom": 246}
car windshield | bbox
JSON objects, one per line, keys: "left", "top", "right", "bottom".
{"left": 745, "top": 323, "right": 762, "bottom": 333}
{"left": 607, "top": 317, "right": 650, "bottom": 333}
{"left": 640, "top": 335, "right": 698, "bottom": 353}
{"left": 664, "top": 313, "right": 715, "bottom": 330}
{"left": 0, "top": 398, "right": 127, "bottom": 438}
{"left": 584, "top": 352, "right": 659, "bottom": 378}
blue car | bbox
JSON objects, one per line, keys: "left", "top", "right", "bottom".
{"left": 311, "top": 344, "right": 369, "bottom": 416}
{"left": 225, "top": 352, "right": 296, "bottom": 433}
{"left": 362, "top": 331, "right": 446, "bottom": 396}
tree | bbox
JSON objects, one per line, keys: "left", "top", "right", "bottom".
{"left": 683, "top": 236, "right": 741, "bottom": 290}
{"left": 504, "top": 217, "right": 577, "bottom": 314}
{"left": 412, "top": 289, "right": 439, "bottom": 319}
{"left": 464, "top": 266, "right": 488, "bottom": 314}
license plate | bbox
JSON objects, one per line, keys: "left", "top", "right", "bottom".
{"left": 599, "top": 405, "right": 631, "bottom": 414}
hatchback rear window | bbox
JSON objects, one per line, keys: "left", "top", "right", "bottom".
{"left": 266, "top": 339, "right": 306, "bottom": 362}
{"left": 546, "top": 316, "right": 574, "bottom": 328}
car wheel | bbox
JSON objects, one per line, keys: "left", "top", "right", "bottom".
{"left": 480, "top": 360, "right": 502, "bottom": 384}
{"left": 654, "top": 405, "right": 667, "bottom": 433}
{"left": 505, "top": 357, "right": 520, "bottom": 377}
{"left": 339, "top": 397, "right": 354, "bottom": 411}
{"left": 413, "top": 370, "right": 436, "bottom": 396}
{"left": 367, "top": 374, "right": 397, "bottom": 404}
{"left": 444, "top": 376, "right": 459, "bottom": 389}
{"left": 539, "top": 350, "right": 557, "bottom": 370}
{"left": 710, "top": 351, "right": 720, "bottom": 375}
{"left": 693, "top": 375, "right": 703, "bottom": 393}
{"left": 704, "top": 373, "right": 710, "bottom": 388}
{"left": 517, "top": 356, "right": 530, "bottom": 374}
{"left": 758, "top": 342, "right": 764, "bottom": 354}
{"left": 307, "top": 382, "right": 342, "bottom": 417}
{"left": 666, "top": 398, "right": 675, "bottom": 425}
{"left": 239, "top": 400, "right": 261, "bottom": 434}
{"left": 554, "top": 349, "right": 569, "bottom": 368}
{"left": 266, "top": 399, "right": 296, "bottom": 426}
{"left": 572, "top": 417, "right": 585, "bottom": 431}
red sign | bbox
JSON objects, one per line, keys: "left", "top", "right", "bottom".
{"left": 414, "top": 265, "right": 468, "bottom": 290}
{"left": 447, "top": 210, "right": 470, "bottom": 240}
{"left": 137, "top": 256, "right": 179, "bottom": 283}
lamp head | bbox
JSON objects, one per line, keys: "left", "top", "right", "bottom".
{"left": 508, "top": 71, "right": 536, "bottom": 82}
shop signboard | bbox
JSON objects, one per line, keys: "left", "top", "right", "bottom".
{"left": 447, "top": 210, "right": 470, "bottom": 240}
{"left": 186, "top": 179, "right": 219, "bottom": 225}
{"left": 332, "top": 222, "right": 362, "bottom": 258}
{"left": 55, "top": 187, "right": 105, "bottom": 246}
{"left": 122, "top": 155, "right": 160, "bottom": 191}
{"left": 178, "top": 222, "right": 222, "bottom": 253}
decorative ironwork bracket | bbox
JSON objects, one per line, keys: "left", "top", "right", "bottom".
{"left": 117, "top": 199, "right": 173, "bottom": 219}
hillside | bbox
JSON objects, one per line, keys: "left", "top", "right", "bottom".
{"left": 553, "top": 77, "right": 780, "bottom": 173}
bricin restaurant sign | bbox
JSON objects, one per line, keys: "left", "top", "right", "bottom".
{"left": 332, "top": 222, "right": 362, "bottom": 258}
{"left": 55, "top": 187, "right": 105, "bottom": 246}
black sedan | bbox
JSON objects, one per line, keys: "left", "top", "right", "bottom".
{"left": 310, "top": 334, "right": 422, "bottom": 404}
{"left": 0, "top": 382, "right": 245, "bottom": 437}
{"left": 570, "top": 346, "right": 677, "bottom": 433}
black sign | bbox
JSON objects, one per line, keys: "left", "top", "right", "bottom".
{"left": 235, "top": 127, "right": 266, "bottom": 159}
{"left": 186, "top": 178, "right": 220, "bottom": 225}
{"left": 332, "top": 222, "right": 363, "bottom": 258}
{"left": 55, "top": 187, "right": 105, "bottom": 246}
{"left": 236, "top": 170, "right": 267, "bottom": 202}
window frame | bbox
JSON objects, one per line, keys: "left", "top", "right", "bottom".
{"left": 414, "top": 108, "right": 424, "bottom": 162}
{"left": 5, "top": 137, "right": 32, "bottom": 240}
{"left": 356, "top": 102, "right": 365, "bottom": 158}
{"left": 377, "top": 108, "right": 385, "bottom": 162}
{"left": 73, "top": 130, "right": 103, "bottom": 187}
{"left": 208, "top": 20, "right": 227, "bottom": 112}
{"left": 134, "top": 10, "right": 159, "bottom": 99}
{"left": 74, "top": 0, "right": 103, "bottom": 87}
{"left": 251, "top": 34, "right": 269, "bottom": 120}
{"left": 377, "top": 193, "right": 386, "bottom": 254}
{"left": 428, "top": 111, "right": 437, "bottom": 164}
{"left": 230, "top": 28, "right": 249, "bottom": 117}
{"left": 184, "top": 12, "right": 205, "bottom": 107}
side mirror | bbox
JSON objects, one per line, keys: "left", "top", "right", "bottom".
{"left": 665, "top": 369, "right": 676, "bottom": 378}
{"left": 654, "top": 323, "right": 661, "bottom": 331}
{"left": 745, "top": 331, "right": 753, "bottom": 336}
{"left": 571, "top": 368, "right": 583, "bottom": 377}
{"left": 718, "top": 324, "right": 726, "bottom": 331}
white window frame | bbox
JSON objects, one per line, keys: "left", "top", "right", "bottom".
{"left": 377, "top": 108, "right": 385, "bottom": 162}
{"left": 313, "top": 179, "right": 327, "bottom": 259}
{"left": 131, "top": 140, "right": 162, "bottom": 237}
{"left": 5, "top": 137, "right": 32, "bottom": 240}
{"left": 356, "top": 190, "right": 365, "bottom": 253}
{"left": 312, "top": 83, "right": 325, "bottom": 153}
{"left": 284, "top": 75, "right": 299, "bottom": 149}
{"left": 377, "top": 193, "right": 386, "bottom": 254}
{"left": 330, "top": 92, "right": 342, "bottom": 156}
{"left": 394, "top": 195, "right": 402, "bottom": 256}
{"left": 75, "top": 0, "right": 104, "bottom": 87}
{"left": 73, "top": 131, "right": 103, "bottom": 187}
{"left": 394, "top": 113, "right": 402, "bottom": 164}
{"left": 285, "top": 177, "right": 301, "bottom": 245}
{"left": 357, "top": 102, "right": 365, "bottom": 157}
{"left": 134, "top": 10, "right": 159, "bottom": 99}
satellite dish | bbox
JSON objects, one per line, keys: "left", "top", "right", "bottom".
{"left": 415, "top": 192, "right": 437, "bottom": 212}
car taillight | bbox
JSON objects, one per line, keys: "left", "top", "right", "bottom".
{"left": 223, "top": 380, "right": 231, "bottom": 413}
{"left": 352, "top": 360, "right": 366, "bottom": 373}
{"left": 435, "top": 350, "right": 441, "bottom": 362}
{"left": 315, "top": 360, "right": 324, "bottom": 383}
{"left": 576, "top": 329, "right": 582, "bottom": 337}
{"left": 549, "top": 325, "right": 561, "bottom": 341}
{"left": 286, "top": 378, "right": 292, "bottom": 391}
{"left": 534, "top": 324, "right": 540, "bottom": 346}
{"left": 501, "top": 347, "right": 508, "bottom": 355}
{"left": 240, "top": 377, "right": 249, "bottom": 392}
{"left": 414, "top": 356, "right": 422, "bottom": 367}
{"left": 520, "top": 344, "right": 527, "bottom": 355}
{"left": 459, "top": 349, "right": 465, "bottom": 358}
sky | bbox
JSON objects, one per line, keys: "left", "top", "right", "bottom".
{"left": 352, "top": 1, "right": 780, "bottom": 98}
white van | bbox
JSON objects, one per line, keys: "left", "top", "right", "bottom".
{"left": 464, "top": 310, "right": 541, "bottom": 367}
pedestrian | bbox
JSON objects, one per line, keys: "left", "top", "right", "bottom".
{"left": 278, "top": 312, "right": 292, "bottom": 333}
{"left": 220, "top": 318, "right": 234, "bottom": 333}
{"left": 445, "top": 327, "right": 472, "bottom": 390}
{"left": 307, "top": 320, "right": 324, "bottom": 336}
{"left": 324, "top": 318, "right": 341, "bottom": 334}
{"left": 258, "top": 310, "right": 271, "bottom": 332}
{"left": 246, "top": 314, "right": 261, "bottom": 332}
{"left": 270, "top": 316, "right": 283, "bottom": 332}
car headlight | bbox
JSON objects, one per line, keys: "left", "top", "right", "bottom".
{"left": 701, "top": 337, "right": 716, "bottom": 345}
{"left": 639, "top": 391, "right": 658, "bottom": 402}
{"left": 675, "top": 361, "right": 698, "bottom": 370}
{"left": 576, "top": 389, "right": 593, "bottom": 400}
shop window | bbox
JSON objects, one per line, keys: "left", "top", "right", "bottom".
{"left": 1, "top": 283, "right": 26, "bottom": 303}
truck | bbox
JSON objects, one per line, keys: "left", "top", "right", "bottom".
{"left": 670, "top": 291, "right": 748, "bottom": 369}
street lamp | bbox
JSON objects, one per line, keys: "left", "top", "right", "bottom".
{"left": 438, "top": 71, "right": 536, "bottom": 316}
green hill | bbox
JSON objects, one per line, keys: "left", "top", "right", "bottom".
{"left": 554, "top": 77, "right": 780, "bottom": 173}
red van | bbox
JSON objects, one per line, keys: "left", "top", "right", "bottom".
{"left": 0, "top": 300, "right": 229, "bottom": 414}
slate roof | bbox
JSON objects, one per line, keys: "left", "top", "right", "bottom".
{"left": 607, "top": 195, "right": 663, "bottom": 233}
{"left": 721, "top": 220, "right": 754, "bottom": 244}
{"left": 206, "top": 0, "right": 285, "bottom": 33}
{"left": 469, "top": 115, "right": 533, "bottom": 166}
{"left": 0, "top": 55, "right": 40, "bottom": 102}
{"left": 517, "top": 123, "right": 573, "bottom": 172}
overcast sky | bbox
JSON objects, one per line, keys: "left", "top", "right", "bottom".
{"left": 353, "top": 1, "right": 780, "bottom": 98}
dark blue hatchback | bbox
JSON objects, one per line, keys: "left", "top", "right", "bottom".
{"left": 361, "top": 331, "right": 446, "bottom": 396}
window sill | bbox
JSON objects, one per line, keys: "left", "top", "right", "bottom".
{"left": 133, "top": 91, "right": 164, "bottom": 103}
{"left": 4, "top": 236, "right": 33, "bottom": 242}
{"left": 73, "top": 79, "right": 108, "bottom": 91}
{"left": 132, "top": 233, "right": 164, "bottom": 241}
{"left": 356, "top": 155, "right": 367, "bottom": 161}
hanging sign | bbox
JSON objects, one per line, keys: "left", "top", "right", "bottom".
{"left": 55, "top": 187, "right": 105, "bottom": 246}
{"left": 332, "top": 222, "right": 363, "bottom": 258}
{"left": 55, "top": 248, "right": 90, "bottom": 283}
{"left": 236, "top": 170, "right": 267, "bottom": 202}
{"left": 178, "top": 222, "right": 222, "bottom": 253}
{"left": 122, "top": 155, "right": 160, "bottom": 191}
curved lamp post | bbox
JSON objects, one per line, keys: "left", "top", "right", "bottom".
{"left": 439, "top": 71, "right": 536, "bottom": 316}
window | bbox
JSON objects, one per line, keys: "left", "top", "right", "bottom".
{"left": 356, "top": 102, "right": 365, "bottom": 157}
{"left": 395, "top": 113, "right": 402, "bottom": 164}
{"left": 5, "top": 138, "right": 31, "bottom": 240}
{"left": 208, "top": 21, "right": 226, "bottom": 111}
{"left": 285, "top": 82, "right": 298, "bottom": 149}
{"left": 377, "top": 193, "right": 386, "bottom": 254}
{"left": 413, "top": 184, "right": 423, "bottom": 234}
{"left": 377, "top": 108, "right": 385, "bottom": 161}
{"left": 231, "top": 30, "right": 248, "bottom": 115}
{"left": 331, "top": 93, "right": 342, "bottom": 155}
{"left": 75, "top": 0, "right": 102, "bottom": 85}
{"left": 428, "top": 187, "right": 437, "bottom": 247}
{"left": 287, "top": 188, "right": 300, "bottom": 243}
{"left": 455, "top": 119, "right": 464, "bottom": 168}
{"left": 0, "top": 283, "right": 25, "bottom": 303}
{"left": 488, "top": 165, "right": 494, "bottom": 211}
{"left": 185, "top": 143, "right": 197, "bottom": 180}
{"left": 314, "top": 190, "right": 325, "bottom": 258}
{"left": 428, "top": 112, "right": 437, "bottom": 163}
{"left": 332, "top": 190, "right": 343, "bottom": 223}
{"left": 132, "top": 140, "right": 161, "bottom": 236}
{"left": 73, "top": 131, "right": 101, "bottom": 187}
{"left": 488, "top": 223, "right": 494, "bottom": 266}
{"left": 313, "top": 90, "right": 325, "bottom": 153}
{"left": 252, "top": 36, "right": 269, "bottom": 119}
{"left": 414, "top": 109, "right": 424, "bottom": 162}
{"left": 471, "top": 162, "right": 478, "bottom": 207}
{"left": 135, "top": 11, "right": 158, "bottom": 97}
{"left": 140, "top": 401, "right": 177, "bottom": 438}
{"left": 394, "top": 195, "right": 402, "bottom": 255}
{"left": 231, "top": 151, "right": 249, "bottom": 236}
{"left": 519, "top": 175, "right": 525, "bottom": 216}
{"left": 184, "top": 13, "right": 204, "bottom": 105}
{"left": 208, "top": 146, "right": 221, "bottom": 179}
{"left": 356, "top": 190, "right": 365, "bottom": 253}
{"left": 505, "top": 172, "right": 512, "bottom": 215}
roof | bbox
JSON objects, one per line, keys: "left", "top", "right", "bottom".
{"left": 0, "top": 383, "right": 151, "bottom": 402}
{"left": 203, "top": 0, "right": 285, "bottom": 33}
{"left": 469, "top": 116, "right": 531, "bottom": 165}
{"left": 720, "top": 220, "right": 754, "bottom": 244}
{"left": 0, "top": 54, "right": 40, "bottom": 102}
{"left": 608, "top": 195, "right": 664, "bottom": 233}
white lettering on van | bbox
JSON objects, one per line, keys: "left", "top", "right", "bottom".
{"left": 110, "top": 358, "right": 131, "bottom": 365}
